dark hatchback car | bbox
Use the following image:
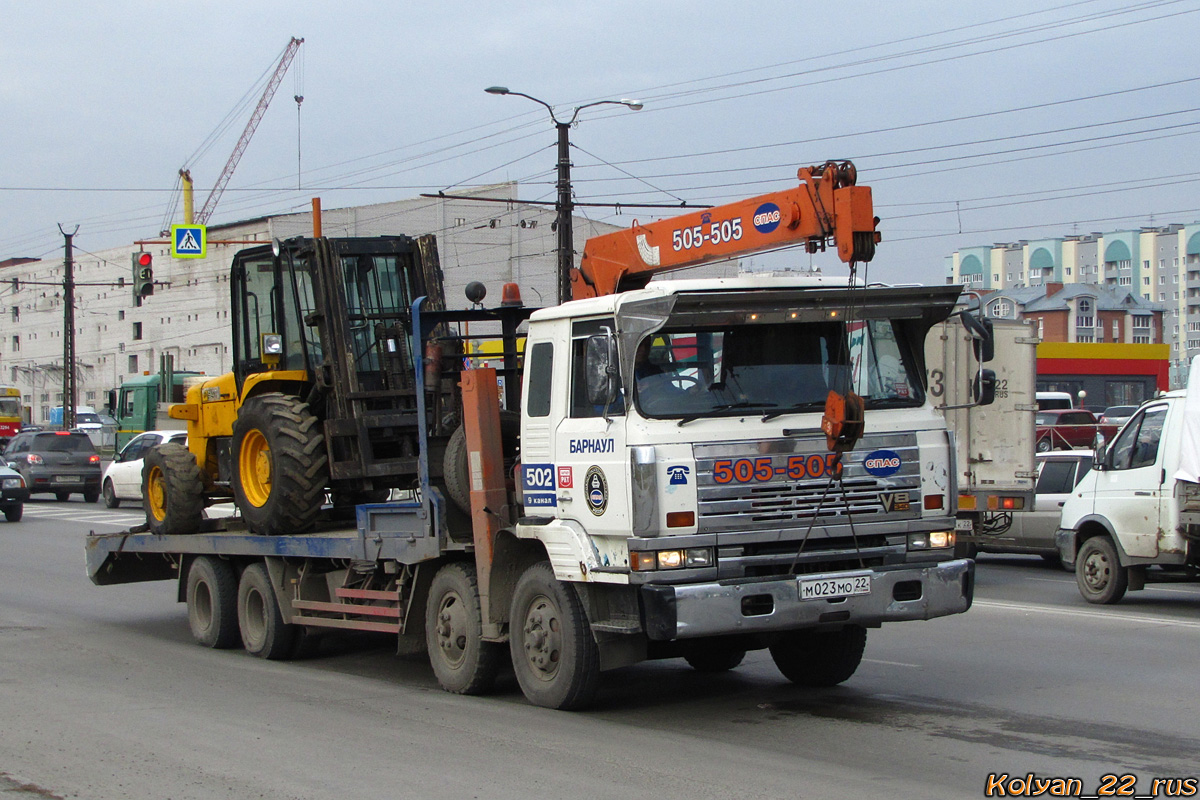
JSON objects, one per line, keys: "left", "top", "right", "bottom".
{"left": 3, "top": 430, "right": 103, "bottom": 502}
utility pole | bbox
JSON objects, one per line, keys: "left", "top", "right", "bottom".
{"left": 58, "top": 224, "right": 79, "bottom": 430}
{"left": 484, "top": 87, "right": 643, "bottom": 304}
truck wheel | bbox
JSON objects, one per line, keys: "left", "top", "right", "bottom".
{"left": 232, "top": 394, "right": 328, "bottom": 536}
{"left": 237, "top": 562, "right": 298, "bottom": 659}
{"left": 102, "top": 479, "right": 120, "bottom": 509}
{"left": 1075, "top": 536, "right": 1128, "bottom": 604}
{"left": 769, "top": 626, "right": 867, "bottom": 687}
{"left": 425, "top": 562, "right": 502, "bottom": 694}
{"left": 509, "top": 561, "right": 600, "bottom": 710}
{"left": 186, "top": 556, "right": 240, "bottom": 649}
{"left": 443, "top": 411, "right": 521, "bottom": 514}
{"left": 144, "top": 442, "right": 205, "bottom": 536}
{"left": 684, "top": 647, "right": 747, "bottom": 672}
{"left": 3, "top": 504, "right": 21, "bottom": 522}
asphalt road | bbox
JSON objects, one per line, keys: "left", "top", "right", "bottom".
{"left": 2, "top": 499, "right": 1198, "bottom": 799}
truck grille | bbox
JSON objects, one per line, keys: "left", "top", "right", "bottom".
{"left": 695, "top": 433, "right": 921, "bottom": 535}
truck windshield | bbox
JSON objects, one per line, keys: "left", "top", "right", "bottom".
{"left": 632, "top": 318, "right": 923, "bottom": 420}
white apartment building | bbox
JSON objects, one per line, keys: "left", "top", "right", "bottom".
{"left": 946, "top": 223, "right": 1200, "bottom": 387}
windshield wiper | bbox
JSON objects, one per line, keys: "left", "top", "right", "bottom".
{"left": 761, "top": 403, "right": 822, "bottom": 422}
{"left": 675, "top": 401, "right": 777, "bottom": 427}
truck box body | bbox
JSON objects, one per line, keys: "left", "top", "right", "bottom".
{"left": 926, "top": 317, "right": 1037, "bottom": 550}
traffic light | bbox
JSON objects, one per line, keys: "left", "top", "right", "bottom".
{"left": 132, "top": 251, "right": 153, "bottom": 303}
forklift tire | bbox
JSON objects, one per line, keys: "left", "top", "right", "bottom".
{"left": 232, "top": 394, "right": 328, "bottom": 536}
{"left": 426, "top": 562, "right": 502, "bottom": 695}
{"left": 144, "top": 442, "right": 205, "bottom": 536}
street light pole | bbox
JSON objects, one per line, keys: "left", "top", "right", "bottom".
{"left": 485, "top": 87, "right": 642, "bottom": 304}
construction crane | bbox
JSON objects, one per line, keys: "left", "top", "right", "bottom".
{"left": 181, "top": 36, "right": 304, "bottom": 226}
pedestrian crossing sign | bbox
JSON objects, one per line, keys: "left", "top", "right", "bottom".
{"left": 170, "top": 224, "right": 207, "bottom": 259}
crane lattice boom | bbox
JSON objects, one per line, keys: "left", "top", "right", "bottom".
{"left": 195, "top": 36, "right": 304, "bottom": 225}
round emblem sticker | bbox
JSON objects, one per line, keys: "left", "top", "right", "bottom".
{"left": 863, "top": 449, "right": 902, "bottom": 477}
{"left": 584, "top": 466, "right": 608, "bottom": 516}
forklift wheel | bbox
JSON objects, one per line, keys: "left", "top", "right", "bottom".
{"left": 143, "top": 442, "right": 205, "bottom": 535}
{"left": 232, "top": 394, "right": 328, "bottom": 536}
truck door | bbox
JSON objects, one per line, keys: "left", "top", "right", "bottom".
{"left": 1093, "top": 403, "right": 1168, "bottom": 558}
{"left": 551, "top": 319, "right": 630, "bottom": 539}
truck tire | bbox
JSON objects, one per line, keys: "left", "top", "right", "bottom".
{"left": 103, "top": 479, "right": 120, "bottom": 509}
{"left": 769, "top": 626, "right": 867, "bottom": 687}
{"left": 237, "top": 562, "right": 298, "bottom": 659}
{"left": 186, "top": 556, "right": 240, "bottom": 649}
{"left": 684, "top": 647, "right": 747, "bottom": 673}
{"left": 3, "top": 504, "right": 22, "bottom": 522}
{"left": 443, "top": 411, "right": 521, "bottom": 514}
{"left": 1075, "top": 535, "right": 1128, "bottom": 604}
{"left": 425, "top": 562, "right": 502, "bottom": 695}
{"left": 144, "top": 442, "right": 205, "bottom": 536}
{"left": 509, "top": 561, "right": 600, "bottom": 710}
{"left": 232, "top": 394, "right": 328, "bottom": 536}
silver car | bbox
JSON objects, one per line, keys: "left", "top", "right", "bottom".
{"left": 976, "top": 450, "right": 1094, "bottom": 568}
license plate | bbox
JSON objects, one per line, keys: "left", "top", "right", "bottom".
{"left": 955, "top": 518, "right": 974, "bottom": 531}
{"left": 799, "top": 574, "right": 871, "bottom": 601}
{"left": 52, "top": 475, "right": 82, "bottom": 483}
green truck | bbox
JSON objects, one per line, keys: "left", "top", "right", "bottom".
{"left": 109, "top": 368, "right": 204, "bottom": 451}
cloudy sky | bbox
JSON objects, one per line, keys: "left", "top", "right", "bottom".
{"left": 3, "top": 0, "right": 1198, "bottom": 285}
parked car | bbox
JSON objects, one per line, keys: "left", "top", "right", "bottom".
{"left": 102, "top": 430, "right": 186, "bottom": 508}
{"left": 2, "top": 430, "right": 102, "bottom": 502}
{"left": 0, "top": 462, "right": 28, "bottom": 522}
{"left": 1099, "top": 405, "right": 1138, "bottom": 429}
{"left": 1035, "top": 409, "right": 1116, "bottom": 452}
{"left": 976, "top": 450, "right": 1094, "bottom": 567}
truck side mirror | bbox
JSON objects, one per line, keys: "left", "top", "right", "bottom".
{"left": 973, "top": 368, "right": 996, "bottom": 406}
{"left": 961, "top": 313, "right": 995, "bottom": 363}
{"left": 1093, "top": 440, "right": 1107, "bottom": 470}
{"left": 585, "top": 334, "right": 619, "bottom": 406}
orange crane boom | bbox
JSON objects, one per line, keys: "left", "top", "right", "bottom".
{"left": 572, "top": 160, "right": 879, "bottom": 300}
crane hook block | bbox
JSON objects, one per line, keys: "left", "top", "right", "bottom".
{"left": 821, "top": 390, "right": 865, "bottom": 453}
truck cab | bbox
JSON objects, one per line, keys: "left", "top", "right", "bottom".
{"left": 510, "top": 276, "right": 973, "bottom": 644}
{"left": 1057, "top": 391, "right": 1200, "bottom": 603}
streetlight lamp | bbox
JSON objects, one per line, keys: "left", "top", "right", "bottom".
{"left": 485, "top": 86, "right": 643, "bottom": 304}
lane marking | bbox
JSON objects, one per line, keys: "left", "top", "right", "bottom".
{"left": 863, "top": 658, "right": 921, "bottom": 668}
{"left": 1024, "top": 576, "right": 1200, "bottom": 595}
{"left": 973, "top": 599, "right": 1200, "bottom": 630}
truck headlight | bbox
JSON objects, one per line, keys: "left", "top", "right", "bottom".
{"left": 909, "top": 531, "right": 955, "bottom": 550}
{"left": 630, "top": 547, "right": 714, "bottom": 571}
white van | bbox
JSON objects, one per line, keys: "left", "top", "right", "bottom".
{"left": 1036, "top": 391, "right": 1074, "bottom": 410}
{"left": 1057, "top": 390, "right": 1198, "bottom": 603}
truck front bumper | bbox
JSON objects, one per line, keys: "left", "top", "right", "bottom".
{"left": 639, "top": 559, "right": 974, "bottom": 641}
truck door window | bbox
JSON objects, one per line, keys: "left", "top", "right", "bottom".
{"left": 1129, "top": 406, "right": 1166, "bottom": 470}
{"left": 526, "top": 342, "right": 553, "bottom": 418}
{"left": 1109, "top": 406, "right": 1166, "bottom": 470}
{"left": 570, "top": 320, "right": 623, "bottom": 418}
